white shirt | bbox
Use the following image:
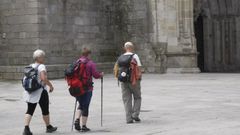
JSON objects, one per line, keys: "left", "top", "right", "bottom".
{"left": 23, "top": 63, "right": 47, "bottom": 103}
{"left": 124, "top": 52, "right": 142, "bottom": 66}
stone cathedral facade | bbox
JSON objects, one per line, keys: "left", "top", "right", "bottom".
{"left": 0, "top": 0, "right": 199, "bottom": 79}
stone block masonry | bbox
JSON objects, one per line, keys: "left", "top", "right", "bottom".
{"left": 0, "top": 0, "right": 117, "bottom": 79}
{"left": 0, "top": 0, "right": 199, "bottom": 80}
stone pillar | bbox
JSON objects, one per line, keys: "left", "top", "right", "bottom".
{"left": 113, "top": 0, "right": 168, "bottom": 73}
{"left": 149, "top": 0, "right": 168, "bottom": 43}
{"left": 147, "top": 0, "right": 168, "bottom": 73}
{"left": 167, "top": 0, "right": 200, "bottom": 73}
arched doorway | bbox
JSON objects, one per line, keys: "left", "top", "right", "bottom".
{"left": 194, "top": 14, "right": 204, "bottom": 72}
{"left": 194, "top": 0, "right": 240, "bottom": 72}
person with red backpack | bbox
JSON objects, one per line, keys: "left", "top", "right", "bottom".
{"left": 65, "top": 47, "right": 103, "bottom": 132}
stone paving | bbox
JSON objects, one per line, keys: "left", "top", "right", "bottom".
{"left": 1, "top": 74, "right": 240, "bottom": 135}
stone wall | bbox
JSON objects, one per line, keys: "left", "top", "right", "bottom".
{"left": 153, "top": 0, "right": 199, "bottom": 73}
{"left": 194, "top": 0, "right": 240, "bottom": 72}
{"left": 168, "top": 0, "right": 199, "bottom": 73}
{"left": 0, "top": 0, "right": 117, "bottom": 79}
{"left": 0, "top": 0, "right": 199, "bottom": 80}
{"left": 112, "top": 0, "right": 199, "bottom": 73}
{"left": 38, "top": 0, "right": 117, "bottom": 64}
{"left": 36, "top": 0, "right": 117, "bottom": 78}
{"left": 110, "top": 0, "right": 167, "bottom": 73}
{"left": 0, "top": 0, "right": 42, "bottom": 79}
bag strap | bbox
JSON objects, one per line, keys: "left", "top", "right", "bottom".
{"left": 130, "top": 53, "right": 135, "bottom": 61}
{"left": 35, "top": 64, "right": 41, "bottom": 71}
{"left": 127, "top": 53, "right": 135, "bottom": 67}
{"left": 75, "top": 59, "right": 89, "bottom": 69}
{"left": 117, "top": 53, "right": 135, "bottom": 62}
{"left": 30, "top": 63, "right": 41, "bottom": 70}
{"left": 76, "top": 59, "right": 90, "bottom": 80}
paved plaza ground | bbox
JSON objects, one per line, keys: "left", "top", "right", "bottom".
{"left": 1, "top": 74, "right": 240, "bottom": 135}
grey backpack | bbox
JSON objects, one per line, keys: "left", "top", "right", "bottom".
{"left": 22, "top": 64, "right": 42, "bottom": 93}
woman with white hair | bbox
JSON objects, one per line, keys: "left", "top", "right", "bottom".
{"left": 22, "top": 49, "right": 57, "bottom": 135}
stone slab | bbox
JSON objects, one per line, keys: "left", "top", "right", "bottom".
{"left": 0, "top": 62, "right": 114, "bottom": 80}
{"left": 1, "top": 74, "right": 240, "bottom": 135}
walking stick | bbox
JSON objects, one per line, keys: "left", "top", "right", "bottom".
{"left": 71, "top": 99, "right": 77, "bottom": 131}
{"left": 101, "top": 77, "right": 103, "bottom": 127}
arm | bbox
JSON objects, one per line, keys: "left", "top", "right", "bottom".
{"left": 134, "top": 54, "right": 145, "bottom": 73}
{"left": 113, "top": 62, "right": 119, "bottom": 78}
{"left": 91, "top": 63, "right": 103, "bottom": 79}
{"left": 40, "top": 71, "right": 54, "bottom": 92}
{"left": 140, "top": 66, "right": 145, "bottom": 73}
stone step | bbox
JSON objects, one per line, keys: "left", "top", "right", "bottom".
{"left": 8, "top": 57, "right": 33, "bottom": 65}
{"left": 6, "top": 52, "right": 32, "bottom": 58}
{"left": 0, "top": 45, "right": 8, "bottom": 51}
{"left": 0, "top": 62, "right": 115, "bottom": 80}
{"left": 97, "top": 56, "right": 117, "bottom": 62}
{"left": 0, "top": 58, "right": 9, "bottom": 65}
{"left": 96, "top": 62, "right": 115, "bottom": 73}
{"left": 7, "top": 45, "right": 38, "bottom": 52}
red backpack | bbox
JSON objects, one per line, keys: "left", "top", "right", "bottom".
{"left": 65, "top": 60, "right": 92, "bottom": 97}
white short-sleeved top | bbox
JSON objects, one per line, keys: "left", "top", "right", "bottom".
{"left": 124, "top": 52, "right": 142, "bottom": 67}
{"left": 22, "top": 63, "right": 47, "bottom": 103}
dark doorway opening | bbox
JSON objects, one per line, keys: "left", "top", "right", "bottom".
{"left": 194, "top": 15, "right": 205, "bottom": 72}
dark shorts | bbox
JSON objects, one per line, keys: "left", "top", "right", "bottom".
{"left": 76, "top": 91, "right": 92, "bottom": 117}
{"left": 26, "top": 90, "right": 49, "bottom": 116}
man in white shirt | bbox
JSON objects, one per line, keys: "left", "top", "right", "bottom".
{"left": 116, "top": 42, "right": 142, "bottom": 124}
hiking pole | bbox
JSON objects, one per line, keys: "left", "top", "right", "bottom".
{"left": 101, "top": 77, "right": 103, "bottom": 127}
{"left": 71, "top": 99, "right": 77, "bottom": 131}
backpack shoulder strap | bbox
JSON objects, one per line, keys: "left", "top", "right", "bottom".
{"left": 32, "top": 64, "right": 42, "bottom": 78}
{"left": 129, "top": 53, "right": 135, "bottom": 62}
{"left": 34, "top": 64, "right": 41, "bottom": 71}
{"left": 117, "top": 53, "right": 135, "bottom": 61}
{"left": 76, "top": 59, "right": 89, "bottom": 66}
{"left": 31, "top": 64, "right": 43, "bottom": 87}
{"left": 130, "top": 53, "right": 135, "bottom": 58}
{"left": 30, "top": 64, "right": 41, "bottom": 70}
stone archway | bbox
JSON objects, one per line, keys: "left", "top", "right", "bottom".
{"left": 194, "top": 0, "right": 240, "bottom": 72}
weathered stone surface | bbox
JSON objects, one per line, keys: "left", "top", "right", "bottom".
{"left": 0, "top": 0, "right": 199, "bottom": 79}
{"left": 194, "top": 0, "right": 240, "bottom": 72}
{"left": 1, "top": 74, "right": 240, "bottom": 134}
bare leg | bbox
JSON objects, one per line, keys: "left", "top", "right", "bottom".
{"left": 24, "top": 114, "right": 32, "bottom": 126}
{"left": 73, "top": 109, "right": 82, "bottom": 131}
{"left": 82, "top": 116, "right": 88, "bottom": 126}
{"left": 76, "top": 109, "right": 82, "bottom": 120}
{"left": 23, "top": 114, "right": 33, "bottom": 134}
{"left": 43, "top": 115, "right": 50, "bottom": 126}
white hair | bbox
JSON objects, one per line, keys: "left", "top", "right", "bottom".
{"left": 124, "top": 42, "right": 134, "bottom": 49}
{"left": 33, "top": 49, "right": 45, "bottom": 60}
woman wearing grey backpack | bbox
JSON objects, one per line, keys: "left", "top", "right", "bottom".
{"left": 22, "top": 49, "right": 57, "bottom": 135}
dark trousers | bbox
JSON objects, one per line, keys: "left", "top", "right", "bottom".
{"left": 76, "top": 91, "right": 92, "bottom": 117}
{"left": 26, "top": 90, "right": 49, "bottom": 116}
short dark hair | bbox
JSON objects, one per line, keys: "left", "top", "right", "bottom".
{"left": 81, "top": 47, "right": 91, "bottom": 56}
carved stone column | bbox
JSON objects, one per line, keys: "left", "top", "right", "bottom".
{"left": 146, "top": 0, "right": 168, "bottom": 73}
{"left": 167, "top": 0, "right": 200, "bottom": 73}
